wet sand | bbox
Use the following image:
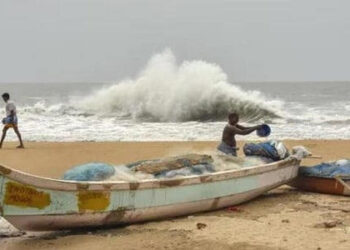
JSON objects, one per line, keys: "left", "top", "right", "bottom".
{"left": 1, "top": 140, "right": 350, "bottom": 250}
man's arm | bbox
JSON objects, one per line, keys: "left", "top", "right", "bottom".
{"left": 227, "top": 125, "right": 261, "bottom": 135}
{"left": 236, "top": 124, "right": 249, "bottom": 130}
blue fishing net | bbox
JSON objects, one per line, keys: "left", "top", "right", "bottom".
{"left": 62, "top": 162, "right": 115, "bottom": 181}
{"left": 299, "top": 159, "right": 350, "bottom": 179}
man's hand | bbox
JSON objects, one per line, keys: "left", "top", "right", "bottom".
{"left": 255, "top": 124, "right": 263, "bottom": 130}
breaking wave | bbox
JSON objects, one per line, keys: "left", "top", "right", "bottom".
{"left": 76, "top": 49, "right": 283, "bottom": 122}
{"left": 21, "top": 49, "right": 284, "bottom": 122}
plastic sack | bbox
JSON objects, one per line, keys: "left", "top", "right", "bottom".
{"left": 243, "top": 140, "right": 289, "bottom": 161}
{"left": 62, "top": 162, "right": 115, "bottom": 181}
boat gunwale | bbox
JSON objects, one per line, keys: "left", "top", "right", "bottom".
{"left": 0, "top": 157, "right": 300, "bottom": 191}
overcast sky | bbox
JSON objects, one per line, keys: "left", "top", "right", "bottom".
{"left": 1, "top": 0, "right": 349, "bottom": 83}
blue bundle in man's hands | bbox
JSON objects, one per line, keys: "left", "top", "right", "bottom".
{"left": 257, "top": 124, "right": 271, "bottom": 137}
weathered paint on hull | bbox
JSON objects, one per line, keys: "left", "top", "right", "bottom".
{"left": 6, "top": 181, "right": 286, "bottom": 231}
{"left": 0, "top": 158, "right": 300, "bottom": 231}
{"left": 290, "top": 176, "right": 350, "bottom": 196}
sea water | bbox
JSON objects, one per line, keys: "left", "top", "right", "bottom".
{"left": 1, "top": 50, "right": 350, "bottom": 141}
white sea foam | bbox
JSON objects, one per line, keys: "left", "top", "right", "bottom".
{"left": 76, "top": 49, "right": 283, "bottom": 122}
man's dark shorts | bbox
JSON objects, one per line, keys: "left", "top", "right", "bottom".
{"left": 217, "top": 142, "right": 237, "bottom": 156}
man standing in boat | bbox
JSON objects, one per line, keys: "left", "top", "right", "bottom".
{"left": 217, "top": 113, "right": 261, "bottom": 156}
{"left": 0, "top": 93, "right": 24, "bottom": 149}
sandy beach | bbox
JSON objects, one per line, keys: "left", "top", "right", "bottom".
{"left": 2, "top": 1, "right": 350, "bottom": 249}
{"left": 1, "top": 140, "right": 350, "bottom": 250}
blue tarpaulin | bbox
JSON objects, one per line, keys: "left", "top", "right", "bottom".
{"left": 243, "top": 141, "right": 288, "bottom": 161}
{"left": 299, "top": 159, "right": 350, "bottom": 179}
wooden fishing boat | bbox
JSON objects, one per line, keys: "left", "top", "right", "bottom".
{"left": 290, "top": 176, "right": 350, "bottom": 196}
{"left": 0, "top": 157, "right": 300, "bottom": 231}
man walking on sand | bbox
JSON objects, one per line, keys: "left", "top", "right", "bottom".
{"left": 0, "top": 93, "right": 24, "bottom": 149}
{"left": 217, "top": 113, "right": 262, "bottom": 156}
